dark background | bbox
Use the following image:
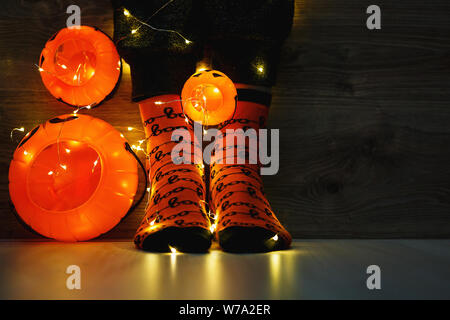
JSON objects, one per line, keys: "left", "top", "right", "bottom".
{"left": 1, "top": 0, "right": 449, "bottom": 239}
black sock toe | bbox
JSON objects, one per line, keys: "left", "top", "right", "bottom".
{"left": 218, "top": 227, "right": 283, "bottom": 253}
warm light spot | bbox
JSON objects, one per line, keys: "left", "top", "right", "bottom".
{"left": 120, "top": 133, "right": 124, "bottom": 138}
{"left": 147, "top": 187, "right": 151, "bottom": 193}
{"left": 149, "top": 219, "right": 155, "bottom": 226}
{"left": 257, "top": 66, "right": 264, "bottom": 73}
{"left": 185, "top": 39, "right": 191, "bottom": 44}
{"left": 128, "top": 127, "right": 133, "bottom": 131}
{"left": 131, "top": 29, "right": 137, "bottom": 34}
{"left": 169, "top": 246, "right": 177, "bottom": 254}
{"left": 209, "top": 223, "right": 217, "bottom": 233}
{"left": 123, "top": 8, "right": 130, "bottom": 17}
{"left": 23, "top": 150, "right": 29, "bottom": 156}
{"left": 48, "top": 171, "right": 54, "bottom": 176}
{"left": 61, "top": 64, "right": 67, "bottom": 69}
{"left": 185, "top": 117, "right": 189, "bottom": 123}
{"left": 38, "top": 67, "right": 44, "bottom": 72}
{"left": 213, "top": 88, "right": 220, "bottom": 93}
{"left": 271, "top": 234, "right": 279, "bottom": 241}
{"left": 60, "top": 164, "right": 67, "bottom": 170}
{"left": 154, "top": 101, "right": 163, "bottom": 105}
{"left": 73, "top": 75, "right": 78, "bottom": 81}
{"left": 65, "top": 148, "right": 71, "bottom": 154}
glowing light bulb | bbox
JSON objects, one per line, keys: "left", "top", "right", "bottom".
{"left": 185, "top": 39, "right": 191, "bottom": 44}
{"left": 185, "top": 117, "right": 189, "bottom": 123}
{"left": 48, "top": 171, "right": 54, "bottom": 176}
{"left": 60, "top": 164, "right": 67, "bottom": 170}
{"left": 61, "top": 64, "right": 67, "bottom": 69}
{"left": 147, "top": 187, "right": 151, "bottom": 193}
{"left": 23, "top": 150, "right": 29, "bottom": 156}
{"left": 257, "top": 66, "right": 264, "bottom": 73}
{"left": 65, "top": 148, "right": 71, "bottom": 154}
{"left": 73, "top": 75, "right": 78, "bottom": 81}
{"left": 123, "top": 8, "right": 130, "bottom": 17}
{"left": 271, "top": 234, "right": 279, "bottom": 241}
{"left": 38, "top": 67, "right": 44, "bottom": 72}
{"left": 128, "top": 127, "right": 134, "bottom": 131}
{"left": 154, "top": 101, "right": 163, "bottom": 105}
{"left": 131, "top": 29, "right": 137, "bottom": 35}
{"left": 18, "top": 127, "right": 25, "bottom": 132}
{"left": 169, "top": 246, "right": 177, "bottom": 254}
{"left": 210, "top": 223, "right": 217, "bottom": 233}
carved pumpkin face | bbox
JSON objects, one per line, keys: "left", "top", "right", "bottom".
{"left": 181, "top": 70, "right": 237, "bottom": 126}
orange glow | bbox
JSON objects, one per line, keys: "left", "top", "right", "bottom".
{"left": 39, "top": 26, "right": 121, "bottom": 107}
{"left": 181, "top": 70, "right": 237, "bottom": 126}
{"left": 8, "top": 114, "right": 138, "bottom": 242}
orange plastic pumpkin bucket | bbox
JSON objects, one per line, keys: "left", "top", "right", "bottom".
{"left": 39, "top": 26, "right": 121, "bottom": 107}
{"left": 181, "top": 70, "right": 237, "bottom": 126}
{"left": 8, "top": 114, "right": 138, "bottom": 241}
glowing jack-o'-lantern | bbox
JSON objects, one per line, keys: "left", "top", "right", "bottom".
{"left": 38, "top": 26, "right": 121, "bottom": 107}
{"left": 8, "top": 114, "right": 138, "bottom": 241}
{"left": 181, "top": 70, "right": 237, "bottom": 126}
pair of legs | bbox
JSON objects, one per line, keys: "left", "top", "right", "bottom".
{"left": 134, "top": 86, "right": 291, "bottom": 253}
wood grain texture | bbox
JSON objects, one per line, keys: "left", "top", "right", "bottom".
{"left": 1, "top": 0, "right": 449, "bottom": 239}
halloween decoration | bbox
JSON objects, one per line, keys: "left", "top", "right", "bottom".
{"left": 38, "top": 26, "right": 121, "bottom": 107}
{"left": 8, "top": 114, "right": 138, "bottom": 241}
{"left": 181, "top": 70, "right": 237, "bottom": 126}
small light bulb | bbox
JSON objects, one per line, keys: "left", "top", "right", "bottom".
{"left": 210, "top": 223, "right": 217, "bottom": 233}
{"left": 23, "top": 150, "right": 28, "bottom": 155}
{"left": 131, "top": 29, "right": 137, "bottom": 34}
{"left": 169, "top": 246, "right": 177, "bottom": 254}
{"left": 38, "top": 67, "right": 44, "bottom": 72}
{"left": 185, "top": 117, "right": 189, "bottom": 123}
{"left": 185, "top": 39, "right": 191, "bottom": 44}
{"left": 86, "top": 105, "right": 91, "bottom": 110}
{"left": 147, "top": 187, "right": 151, "bottom": 193}
{"left": 150, "top": 219, "right": 155, "bottom": 226}
{"left": 60, "top": 164, "right": 67, "bottom": 170}
{"left": 154, "top": 101, "right": 163, "bottom": 105}
{"left": 48, "top": 171, "right": 54, "bottom": 176}
{"left": 73, "top": 75, "right": 77, "bottom": 81}
{"left": 65, "top": 148, "right": 71, "bottom": 153}
{"left": 271, "top": 234, "right": 279, "bottom": 241}
{"left": 19, "top": 127, "right": 25, "bottom": 132}
{"left": 123, "top": 9, "right": 130, "bottom": 17}
{"left": 128, "top": 127, "right": 133, "bottom": 131}
{"left": 61, "top": 64, "right": 67, "bottom": 69}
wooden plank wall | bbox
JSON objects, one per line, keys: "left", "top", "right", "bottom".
{"left": 1, "top": 0, "right": 449, "bottom": 239}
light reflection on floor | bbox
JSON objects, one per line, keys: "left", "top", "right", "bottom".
{"left": 0, "top": 240, "right": 449, "bottom": 299}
